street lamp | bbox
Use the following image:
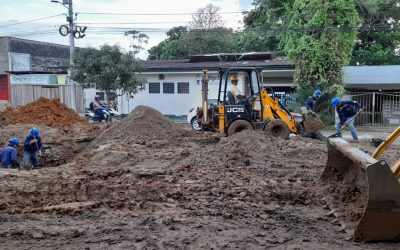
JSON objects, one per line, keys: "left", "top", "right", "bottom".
{"left": 51, "top": 0, "right": 76, "bottom": 111}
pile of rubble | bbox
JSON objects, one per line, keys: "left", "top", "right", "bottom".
{"left": 0, "top": 98, "right": 87, "bottom": 127}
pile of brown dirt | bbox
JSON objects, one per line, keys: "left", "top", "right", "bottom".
{"left": 95, "top": 105, "right": 183, "bottom": 143}
{"left": 0, "top": 98, "right": 87, "bottom": 127}
{"left": 75, "top": 106, "right": 186, "bottom": 167}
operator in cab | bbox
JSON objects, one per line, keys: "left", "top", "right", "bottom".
{"left": 230, "top": 75, "right": 242, "bottom": 100}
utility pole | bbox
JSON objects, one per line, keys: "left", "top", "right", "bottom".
{"left": 51, "top": 0, "right": 76, "bottom": 111}
{"left": 67, "top": 0, "right": 76, "bottom": 111}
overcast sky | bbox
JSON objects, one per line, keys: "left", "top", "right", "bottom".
{"left": 0, "top": 0, "right": 253, "bottom": 58}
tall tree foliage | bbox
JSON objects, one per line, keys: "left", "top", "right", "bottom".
{"left": 148, "top": 27, "right": 236, "bottom": 60}
{"left": 351, "top": 0, "right": 400, "bottom": 65}
{"left": 148, "top": 26, "right": 188, "bottom": 60}
{"left": 283, "top": 0, "right": 359, "bottom": 122}
{"left": 241, "top": 0, "right": 294, "bottom": 52}
{"left": 245, "top": 0, "right": 400, "bottom": 65}
{"left": 244, "top": 0, "right": 293, "bottom": 27}
{"left": 148, "top": 5, "right": 236, "bottom": 60}
{"left": 124, "top": 30, "right": 149, "bottom": 57}
{"left": 190, "top": 4, "right": 224, "bottom": 29}
{"left": 71, "top": 45, "right": 146, "bottom": 97}
{"left": 234, "top": 27, "right": 280, "bottom": 52}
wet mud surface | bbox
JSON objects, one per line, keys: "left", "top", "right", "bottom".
{"left": 0, "top": 106, "right": 398, "bottom": 249}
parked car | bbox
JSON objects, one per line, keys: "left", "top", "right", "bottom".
{"left": 187, "top": 99, "right": 217, "bottom": 131}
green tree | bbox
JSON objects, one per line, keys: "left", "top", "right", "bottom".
{"left": 283, "top": 0, "right": 359, "bottom": 122}
{"left": 234, "top": 27, "right": 280, "bottom": 52}
{"left": 182, "top": 28, "right": 235, "bottom": 56}
{"left": 351, "top": 0, "right": 400, "bottom": 65}
{"left": 124, "top": 30, "right": 149, "bottom": 57}
{"left": 148, "top": 4, "right": 236, "bottom": 60}
{"left": 189, "top": 4, "right": 224, "bottom": 29}
{"left": 244, "top": 0, "right": 293, "bottom": 27}
{"left": 147, "top": 26, "right": 188, "bottom": 60}
{"left": 241, "top": 0, "right": 294, "bottom": 52}
{"left": 148, "top": 27, "right": 236, "bottom": 60}
{"left": 71, "top": 44, "right": 146, "bottom": 97}
{"left": 245, "top": 0, "right": 400, "bottom": 65}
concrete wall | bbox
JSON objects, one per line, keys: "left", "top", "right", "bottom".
{"left": 0, "top": 37, "right": 10, "bottom": 74}
{"left": 9, "top": 38, "right": 70, "bottom": 72}
{"left": 84, "top": 71, "right": 245, "bottom": 116}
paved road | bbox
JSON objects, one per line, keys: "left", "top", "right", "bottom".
{"left": 320, "top": 127, "right": 399, "bottom": 144}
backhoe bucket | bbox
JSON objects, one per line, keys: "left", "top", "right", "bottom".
{"left": 302, "top": 115, "right": 325, "bottom": 134}
{"left": 320, "top": 138, "right": 400, "bottom": 241}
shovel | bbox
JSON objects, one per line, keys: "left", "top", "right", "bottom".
{"left": 328, "top": 109, "right": 363, "bottom": 138}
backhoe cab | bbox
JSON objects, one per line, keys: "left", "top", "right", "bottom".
{"left": 196, "top": 67, "right": 324, "bottom": 138}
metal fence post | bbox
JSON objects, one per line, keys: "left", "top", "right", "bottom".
{"left": 372, "top": 92, "right": 376, "bottom": 126}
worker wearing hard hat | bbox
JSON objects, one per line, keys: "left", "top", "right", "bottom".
{"left": 301, "top": 89, "right": 321, "bottom": 116}
{"left": 23, "top": 127, "right": 42, "bottom": 169}
{"left": 0, "top": 138, "right": 20, "bottom": 168}
{"left": 305, "top": 89, "right": 321, "bottom": 112}
{"left": 230, "top": 75, "right": 242, "bottom": 99}
{"left": 332, "top": 97, "right": 362, "bottom": 141}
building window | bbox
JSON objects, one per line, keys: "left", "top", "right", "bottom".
{"left": 178, "top": 82, "right": 189, "bottom": 94}
{"left": 163, "top": 82, "right": 174, "bottom": 94}
{"left": 149, "top": 82, "right": 160, "bottom": 94}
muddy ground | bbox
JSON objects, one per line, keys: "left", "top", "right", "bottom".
{"left": 0, "top": 106, "right": 399, "bottom": 249}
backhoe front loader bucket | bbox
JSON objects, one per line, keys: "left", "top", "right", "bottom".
{"left": 302, "top": 115, "right": 325, "bottom": 134}
{"left": 320, "top": 138, "right": 400, "bottom": 241}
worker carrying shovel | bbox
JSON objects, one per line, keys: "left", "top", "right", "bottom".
{"left": 331, "top": 97, "right": 363, "bottom": 141}
{"left": 23, "top": 127, "right": 42, "bottom": 170}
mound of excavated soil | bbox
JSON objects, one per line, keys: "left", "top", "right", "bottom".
{"left": 73, "top": 106, "right": 185, "bottom": 168}
{"left": 94, "top": 105, "right": 184, "bottom": 144}
{"left": 0, "top": 98, "right": 87, "bottom": 127}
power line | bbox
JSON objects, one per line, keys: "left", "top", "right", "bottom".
{"left": 2, "top": 22, "right": 399, "bottom": 38}
{"left": 78, "top": 11, "right": 245, "bottom": 16}
{"left": 77, "top": 22, "right": 188, "bottom": 25}
{"left": 0, "top": 14, "right": 64, "bottom": 28}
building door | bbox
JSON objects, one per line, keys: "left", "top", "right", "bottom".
{"left": 0, "top": 74, "right": 10, "bottom": 100}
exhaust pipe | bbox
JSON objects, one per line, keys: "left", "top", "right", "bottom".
{"left": 202, "top": 68, "right": 209, "bottom": 124}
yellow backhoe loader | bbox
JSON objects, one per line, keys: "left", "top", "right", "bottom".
{"left": 321, "top": 126, "right": 400, "bottom": 241}
{"left": 196, "top": 67, "right": 324, "bottom": 138}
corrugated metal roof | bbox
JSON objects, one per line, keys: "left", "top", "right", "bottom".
{"left": 141, "top": 56, "right": 294, "bottom": 72}
{"left": 344, "top": 65, "right": 400, "bottom": 84}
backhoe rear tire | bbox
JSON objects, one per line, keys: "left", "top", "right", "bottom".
{"left": 227, "top": 120, "right": 253, "bottom": 136}
{"left": 264, "top": 119, "right": 290, "bottom": 140}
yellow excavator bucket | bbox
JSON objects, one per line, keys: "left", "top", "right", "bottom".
{"left": 302, "top": 115, "right": 325, "bottom": 134}
{"left": 320, "top": 138, "right": 400, "bottom": 241}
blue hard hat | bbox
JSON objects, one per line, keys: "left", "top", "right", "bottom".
{"left": 331, "top": 97, "right": 341, "bottom": 107}
{"left": 8, "top": 137, "right": 19, "bottom": 146}
{"left": 31, "top": 127, "right": 40, "bottom": 137}
{"left": 314, "top": 90, "right": 321, "bottom": 97}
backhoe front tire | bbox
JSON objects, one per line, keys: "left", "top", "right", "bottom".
{"left": 227, "top": 120, "right": 253, "bottom": 136}
{"left": 264, "top": 119, "right": 290, "bottom": 140}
